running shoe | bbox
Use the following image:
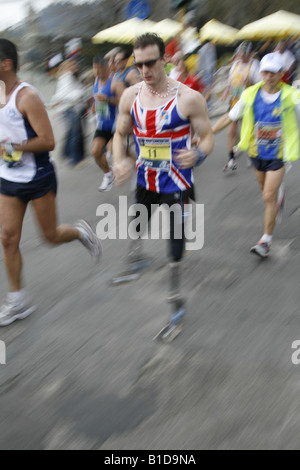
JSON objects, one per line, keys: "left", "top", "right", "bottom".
{"left": 250, "top": 241, "right": 271, "bottom": 258}
{"left": 223, "top": 158, "right": 237, "bottom": 172}
{"left": 98, "top": 172, "right": 113, "bottom": 192}
{"left": 0, "top": 298, "right": 36, "bottom": 327}
{"left": 74, "top": 219, "right": 102, "bottom": 263}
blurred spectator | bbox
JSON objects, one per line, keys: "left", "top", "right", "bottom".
{"left": 274, "top": 40, "right": 296, "bottom": 85}
{"left": 225, "top": 42, "right": 261, "bottom": 108}
{"left": 65, "top": 38, "right": 82, "bottom": 60}
{"left": 287, "top": 36, "right": 299, "bottom": 84}
{"left": 254, "top": 40, "right": 274, "bottom": 61}
{"left": 165, "top": 36, "right": 181, "bottom": 75}
{"left": 176, "top": 56, "right": 205, "bottom": 93}
{"left": 51, "top": 58, "right": 86, "bottom": 167}
{"left": 168, "top": 50, "right": 184, "bottom": 80}
{"left": 294, "top": 36, "right": 300, "bottom": 63}
{"left": 222, "top": 41, "right": 262, "bottom": 171}
{"left": 104, "top": 47, "right": 122, "bottom": 76}
{"left": 197, "top": 40, "right": 217, "bottom": 90}
{"left": 46, "top": 53, "right": 64, "bottom": 76}
{"left": 165, "top": 36, "right": 180, "bottom": 59}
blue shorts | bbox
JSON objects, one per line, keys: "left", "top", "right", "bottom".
{"left": 251, "top": 158, "right": 284, "bottom": 172}
{"left": 0, "top": 172, "right": 57, "bottom": 204}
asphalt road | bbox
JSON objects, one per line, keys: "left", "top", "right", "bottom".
{"left": 1, "top": 87, "right": 300, "bottom": 450}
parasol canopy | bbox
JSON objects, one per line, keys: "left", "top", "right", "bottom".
{"left": 236, "top": 10, "right": 300, "bottom": 40}
{"left": 199, "top": 19, "right": 239, "bottom": 45}
{"left": 150, "top": 18, "right": 183, "bottom": 41}
{"left": 92, "top": 18, "right": 156, "bottom": 44}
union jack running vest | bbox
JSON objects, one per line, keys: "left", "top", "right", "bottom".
{"left": 131, "top": 83, "right": 193, "bottom": 194}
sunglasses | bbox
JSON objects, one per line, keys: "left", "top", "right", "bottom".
{"left": 134, "top": 57, "right": 162, "bottom": 69}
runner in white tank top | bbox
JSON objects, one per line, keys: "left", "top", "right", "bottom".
{"left": 0, "top": 39, "right": 102, "bottom": 327}
{"left": 0, "top": 82, "right": 55, "bottom": 183}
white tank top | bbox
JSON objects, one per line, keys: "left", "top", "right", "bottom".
{"left": 0, "top": 82, "right": 54, "bottom": 183}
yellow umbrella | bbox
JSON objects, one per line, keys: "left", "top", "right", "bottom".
{"left": 200, "top": 19, "right": 239, "bottom": 45}
{"left": 236, "top": 10, "right": 300, "bottom": 40}
{"left": 92, "top": 18, "right": 156, "bottom": 44}
{"left": 181, "top": 26, "right": 199, "bottom": 48}
{"left": 150, "top": 18, "right": 183, "bottom": 41}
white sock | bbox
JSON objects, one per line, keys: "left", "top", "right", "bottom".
{"left": 7, "top": 289, "right": 26, "bottom": 305}
{"left": 77, "top": 227, "right": 88, "bottom": 243}
{"left": 261, "top": 234, "right": 272, "bottom": 244}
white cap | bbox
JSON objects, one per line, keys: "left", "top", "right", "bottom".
{"left": 260, "top": 53, "right": 283, "bottom": 74}
{"left": 48, "top": 53, "right": 63, "bottom": 69}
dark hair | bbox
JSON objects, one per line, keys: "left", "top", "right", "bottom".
{"left": 133, "top": 33, "right": 165, "bottom": 58}
{"left": 117, "top": 48, "right": 132, "bottom": 61}
{"left": 93, "top": 53, "right": 108, "bottom": 67}
{"left": 0, "top": 38, "right": 18, "bottom": 71}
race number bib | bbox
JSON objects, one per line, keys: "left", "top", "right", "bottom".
{"left": 96, "top": 101, "right": 109, "bottom": 120}
{"left": 1, "top": 143, "right": 23, "bottom": 168}
{"left": 138, "top": 137, "right": 172, "bottom": 171}
{"left": 255, "top": 122, "right": 282, "bottom": 150}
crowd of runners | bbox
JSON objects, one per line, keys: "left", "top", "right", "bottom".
{"left": 0, "top": 32, "right": 299, "bottom": 340}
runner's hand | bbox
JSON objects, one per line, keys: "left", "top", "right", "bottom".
{"left": 174, "top": 148, "right": 205, "bottom": 169}
{"left": 113, "top": 159, "right": 135, "bottom": 185}
{"left": 191, "top": 135, "right": 201, "bottom": 147}
{"left": 0, "top": 141, "right": 13, "bottom": 158}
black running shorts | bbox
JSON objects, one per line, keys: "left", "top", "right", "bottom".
{"left": 251, "top": 158, "right": 284, "bottom": 172}
{"left": 0, "top": 172, "right": 58, "bottom": 204}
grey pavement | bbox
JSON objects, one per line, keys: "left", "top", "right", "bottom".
{"left": 1, "top": 75, "right": 300, "bottom": 450}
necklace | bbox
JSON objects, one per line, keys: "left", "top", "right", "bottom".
{"left": 6, "top": 80, "right": 19, "bottom": 97}
{"left": 145, "top": 80, "right": 170, "bottom": 98}
{"left": 0, "top": 80, "right": 18, "bottom": 107}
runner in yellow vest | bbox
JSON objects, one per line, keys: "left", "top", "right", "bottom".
{"left": 213, "top": 53, "right": 300, "bottom": 258}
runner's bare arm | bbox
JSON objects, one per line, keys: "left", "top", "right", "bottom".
{"left": 112, "top": 88, "right": 137, "bottom": 184}
{"left": 112, "top": 87, "right": 135, "bottom": 165}
{"left": 189, "top": 90, "right": 214, "bottom": 155}
{"left": 212, "top": 113, "right": 232, "bottom": 134}
{"left": 14, "top": 87, "right": 55, "bottom": 153}
{"left": 175, "top": 88, "right": 214, "bottom": 169}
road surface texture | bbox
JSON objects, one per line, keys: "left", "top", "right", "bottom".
{"left": 0, "top": 72, "right": 300, "bottom": 450}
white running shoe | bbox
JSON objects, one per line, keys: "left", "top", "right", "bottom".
{"left": 0, "top": 298, "right": 36, "bottom": 327}
{"left": 98, "top": 172, "right": 113, "bottom": 192}
{"left": 74, "top": 219, "right": 103, "bottom": 263}
{"left": 250, "top": 241, "right": 271, "bottom": 259}
{"left": 223, "top": 158, "right": 237, "bottom": 172}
